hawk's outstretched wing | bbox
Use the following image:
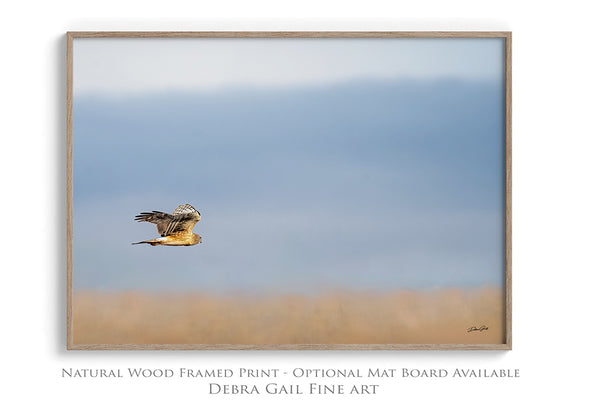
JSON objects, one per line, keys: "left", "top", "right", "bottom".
{"left": 163, "top": 204, "right": 202, "bottom": 236}
{"left": 134, "top": 211, "right": 174, "bottom": 236}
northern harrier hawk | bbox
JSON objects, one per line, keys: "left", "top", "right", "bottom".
{"left": 132, "top": 204, "right": 202, "bottom": 246}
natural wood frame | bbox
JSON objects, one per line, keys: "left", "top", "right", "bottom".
{"left": 66, "top": 31, "right": 512, "bottom": 350}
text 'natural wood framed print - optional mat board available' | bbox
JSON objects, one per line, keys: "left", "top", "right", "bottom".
{"left": 67, "top": 31, "right": 512, "bottom": 350}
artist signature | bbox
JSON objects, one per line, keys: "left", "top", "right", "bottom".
{"left": 467, "top": 325, "right": 489, "bottom": 333}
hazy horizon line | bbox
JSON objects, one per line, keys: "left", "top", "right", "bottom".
{"left": 73, "top": 284, "right": 505, "bottom": 296}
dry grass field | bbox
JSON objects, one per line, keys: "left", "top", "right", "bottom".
{"left": 72, "top": 287, "right": 504, "bottom": 345}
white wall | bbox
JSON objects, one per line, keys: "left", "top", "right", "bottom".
{"left": 1, "top": 1, "right": 598, "bottom": 398}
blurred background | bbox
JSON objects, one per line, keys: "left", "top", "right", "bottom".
{"left": 73, "top": 37, "right": 506, "bottom": 295}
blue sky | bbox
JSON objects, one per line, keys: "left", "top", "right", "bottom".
{"left": 73, "top": 38, "right": 506, "bottom": 293}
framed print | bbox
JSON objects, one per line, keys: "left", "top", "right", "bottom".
{"left": 67, "top": 31, "right": 512, "bottom": 350}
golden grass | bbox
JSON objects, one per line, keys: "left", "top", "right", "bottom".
{"left": 73, "top": 287, "right": 504, "bottom": 345}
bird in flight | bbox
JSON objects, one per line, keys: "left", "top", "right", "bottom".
{"left": 132, "top": 204, "right": 202, "bottom": 246}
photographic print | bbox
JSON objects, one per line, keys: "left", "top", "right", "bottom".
{"left": 67, "top": 32, "right": 511, "bottom": 349}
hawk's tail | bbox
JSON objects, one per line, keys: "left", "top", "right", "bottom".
{"left": 131, "top": 240, "right": 160, "bottom": 246}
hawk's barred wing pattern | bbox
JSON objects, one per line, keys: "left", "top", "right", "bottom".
{"left": 134, "top": 211, "right": 173, "bottom": 236}
{"left": 164, "top": 204, "right": 202, "bottom": 236}
{"left": 173, "top": 204, "right": 199, "bottom": 216}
